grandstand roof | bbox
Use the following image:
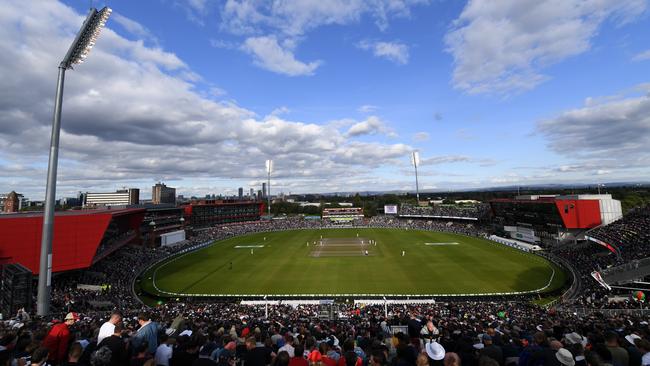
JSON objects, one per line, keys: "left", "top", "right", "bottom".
{"left": 0, "top": 207, "right": 142, "bottom": 218}
{"left": 0, "top": 208, "right": 145, "bottom": 274}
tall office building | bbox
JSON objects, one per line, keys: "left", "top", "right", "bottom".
{"left": 250, "top": 188, "right": 254, "bottom": 199}
{"left": 262, "top": 182, "right": 267, "bottom": 198}
{"left": 152, "top": 183, "right": 176, "bottom": 205}
{"left": 84, "top": 188, "right": 139, "bottom": 207}
{"left": 238, "top": 187, "right": 244, "bottom": 200}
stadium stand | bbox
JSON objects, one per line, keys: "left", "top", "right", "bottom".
{"left": 399, "top": 204, "right": 491, "bottom": 221}
{"left": 2, "top": 207, "right": 650, "bottom": 366}
{"left": 587, "top": 205, "right": 650, "bottom": 262}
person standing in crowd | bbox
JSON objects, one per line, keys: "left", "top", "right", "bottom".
{"left": 61, "top": 342, "right": 83, "bottom": 366}
{"left": 130, "top": 343, "right": 153, "bottom": 366}
{"left": 42, "top": 312, "right": 79, "bottom": 365}
{"left": 289, "top": 344, "right": 308, "bottom": 366}
{"left": 98, "top": 311, "right": 122, "bottom": 344}
{"left": 279, "top": 335, "right": 295, "bottom": 357}
{"left": 131, "top": 312, "right": 160, "bottom": 356}
{"left": 606, "top": 332, "right": 629, "bottom": 366}
{"left": 634, "top": 339, "right": 650, "bottom": 366}
{"left": 443, "top": 353, "right": 461, "bottom": 366}
{"left": 555, "top": 348, "right": 576, "bottom": 366}
{"left": 246, "top": 337, "right": 272, "bottom": 366}
{"left": 155, "top": 334, "right": 174, "bottom": 366}
{"left": 98, "top": 323, "right": 128, "bottom": 366}
{"left": 31, "top": 347, "right": 51, "bottom": 366}
{"left": 480, "top": 335, "right": 503, "bottom": 365}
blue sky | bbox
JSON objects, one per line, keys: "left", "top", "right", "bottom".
{"left": 1, "top": 0, "right": 649, "bottom": 199}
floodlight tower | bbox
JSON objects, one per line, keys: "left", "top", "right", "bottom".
{"left": 265, "top": 159, "right": 273, "bottom": 219}
{"left": 411, "top": 151, "right": 420, "bottom": 205}
{"left": 37, "top": 7, "right": 112, "bottom": 316}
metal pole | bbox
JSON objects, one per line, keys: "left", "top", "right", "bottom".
{"left": 414, "top": 159, "right": 420, "bottom": 205}
{"left": 384, "top": 297, "right": 388, "bottom": 318}
{"left": 267, "top": 171, "right": 271, "bottom": 219}
{"left": 37, "top": 66, "right": 66, "bottom": 316}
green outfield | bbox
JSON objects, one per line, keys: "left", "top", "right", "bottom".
{"left": 137, "top": 228, "right": 566, "bottom": 298}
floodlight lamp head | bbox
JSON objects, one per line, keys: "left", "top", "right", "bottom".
{"left": 266, "top": 159, "right": 273, "bottom": 174}
{"left": 61, "top": 7, "right": 111, "bottom": 69}
{"left": 411, "top": 151, "right": 420, "bottom": 167}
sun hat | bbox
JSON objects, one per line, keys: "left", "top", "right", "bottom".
{"left": 65, "top": 312, "right": 80, "bottom": 322}
{"left": 425, "top": 341, "right": 445, "bottom": 361}
{"left": 555, "top": 348, "right": 575, "bottom": 366}
{"left": 625, "top": 334, "right": 641, "bottom": 345}
{"left": 564, "top": 332, "right": 585, "bottom": 346}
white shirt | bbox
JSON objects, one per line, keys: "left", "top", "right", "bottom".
{"left": 97, "top": 322, "right": 115, "bottom": 344}
{"left": 155, "top": 344, "right": 173, "bottom": 366}
{"left": 641, "top": 352, "right": 650, "bottom": 366}
{"left": 279, "top": 344, "right": 295, "bottom": 357}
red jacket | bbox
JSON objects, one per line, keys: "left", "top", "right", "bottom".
{"left": 42, "top": 322, "right": 71, "bottom": 363}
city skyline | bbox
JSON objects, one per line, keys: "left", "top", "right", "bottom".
{"left": 1, "top": 0, "right": 649, "bottom": 200}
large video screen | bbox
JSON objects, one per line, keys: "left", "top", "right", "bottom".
{"left": 384, "top": 205, "right": 398, "bottom": 214}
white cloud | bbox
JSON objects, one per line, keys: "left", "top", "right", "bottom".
{"left": 358, "top": 40, "right": 410, "bottom": 64}
{"left": 112, "top": 13, "right": 157, "bottom": 44}
{"left": 210, "top": 39, "right": 238, "bottom": 49}
{"left": 186, "top": 0, "right": 207, "bottom": 12}
{"left": 632, "top": 49, "right": 650, "bottom": 62}
{"left": 538, "top": 86, "right": 650, "bottom": 159}
{"left": 538, "top": 85, "right": 650, "bottom": 177}
{"left": 219, "top": 1, "right": 427, "bottom": 75}
{"left": 0, "top": 0, "right": 419, "bottom": 199}
{"left": 413, "top": 132, "right": 430, "bottom": 142}
{"left": 221, "top": 0, "right": 427, "bottom": 36}
{"left": 420, "top": 155, "right": 471, "bottom": 166}
{"left": 269, "top": 106, "right": 290, "bottom": 116}
{"left": 241, "top": 36, "right": 321, "bottom": 76}
{"left": 445, "top": 0, "right": 648, "bottom": 94}
{"left": 358, "top": 105, "right": 378, "bottom": 113}
{"left": 346, "top": 116, "right": 393, "bottom": 137}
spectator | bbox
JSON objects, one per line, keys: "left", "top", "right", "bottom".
{"left": 61, "top": 342, "right": 84, "bottom": 366}
{"left": 97, "top": 311, "right": 122, "bottom": 344}
{"left": 131, "top": 313, "right": 159, "bottom": 355}
{"left": 42, "top": 312, "right": 79, "bottom": 364}
{"left": 154, "top": 334, "right": 174, "bottom": 366}
{"left": 605, "top": 332, "right": 629, "bottom": 366}
{"left": 246, "top": 337, "right": 272, "bottom": 366}
{"left": 90, "top": 346, "right": 112, "bottom": 366}
{"left": 290, "top": 344, "right": 308, "bottom": 366}
{"left": 480, "top": 335, "right": 503, "bottom": 365}
{"left": 556, "top": 348, "right": 576, "bottom": 366}
{"left": 97, "top": 323, "right": 127, "bottom": 366}
{"left": 31, "top": 347, "right": 51, "bottom": 366}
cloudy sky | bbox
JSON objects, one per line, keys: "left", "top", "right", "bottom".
{"left": 1, "top": 0, "right": 649, "bottom": 200}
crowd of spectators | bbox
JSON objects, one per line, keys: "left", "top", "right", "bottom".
{"left": 4, "top": 299, "right": 650, "bottom": 366}
{"left": 398, "top": 205, "right": 491, "bottom": 221}
{"left": 587, "top": 207, "right": 650, "bottom": 263}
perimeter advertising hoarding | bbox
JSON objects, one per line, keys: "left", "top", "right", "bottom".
{"left": 384, "top": 205, "right": 398, "bottom": 215}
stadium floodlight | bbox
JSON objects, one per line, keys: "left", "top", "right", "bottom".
{"left": 37, "top": 7, "right": 111, "bottom": 316}
{"left": 411, "top": 151, "right": 420, "bottom": 205}
{"left": 265, "top": 159, "right": 273, "bottom": 219}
